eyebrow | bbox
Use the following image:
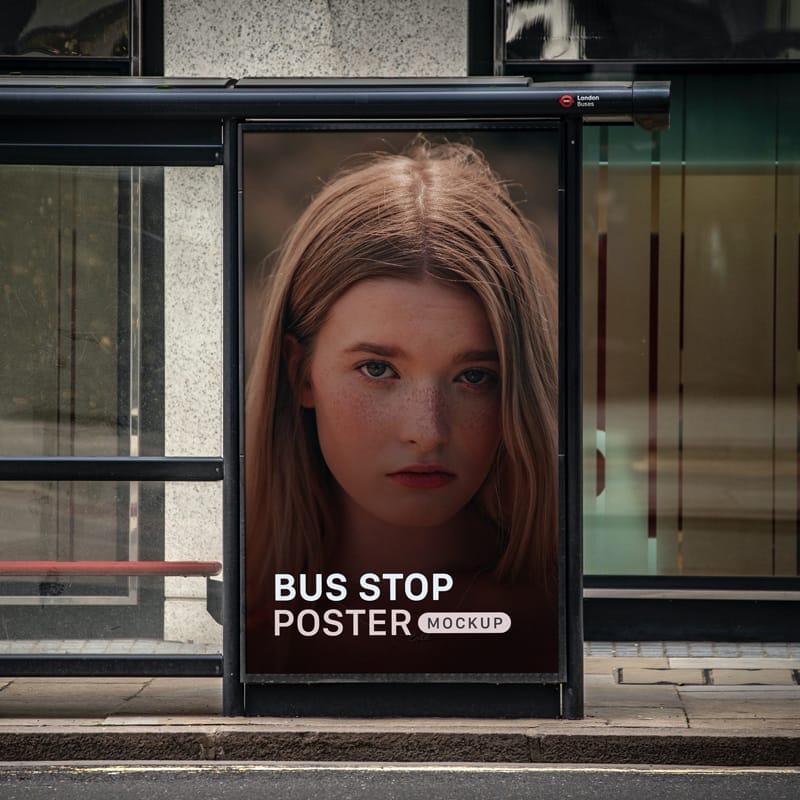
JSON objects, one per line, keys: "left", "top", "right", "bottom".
{"left": 344, "top": 343, "right": 403, "bottom": 358}
{"left": 454, "top": 349, "right": 500, "bottom": 363}
{"left": 344, "top": 343, "right": 499, "bottom": 363}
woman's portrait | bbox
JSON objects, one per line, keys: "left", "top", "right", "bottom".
{"left": 243, "top": 132, "right": 560, "bottom": 676}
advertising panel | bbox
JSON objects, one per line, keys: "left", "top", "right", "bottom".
{"left": 242, "top": 127, "right": 562, "bottom": 680}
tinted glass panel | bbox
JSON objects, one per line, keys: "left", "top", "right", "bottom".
{"left": 582, "top": 73, "right": 800, "bottom": 577}
{"left": 506, "top": 0, "right": 800, "bottom": 62}
{"left": 0, "top": 165, "right": 223, "bottom": 459}
{"left": 0, "top": 0, "right": 129, "bottom": 59}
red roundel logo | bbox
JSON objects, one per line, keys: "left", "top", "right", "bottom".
{"left": 559, "top": 94, "right": 575, "bottom": 108}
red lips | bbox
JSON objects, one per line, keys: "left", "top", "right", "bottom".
{"left": 387, "top": 466, "right": 456, "bottom": 489}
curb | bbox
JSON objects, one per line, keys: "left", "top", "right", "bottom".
{"left": 1, "top": 729, "right": 798, "bottom": 766}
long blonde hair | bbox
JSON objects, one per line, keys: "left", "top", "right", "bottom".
{"left": 246, "top": 139, "right": 557, "bottom": 606}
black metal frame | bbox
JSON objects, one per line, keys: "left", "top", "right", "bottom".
{"left": 585, "top": 598, "right": 800, "bottom": 642}
{"left": 467, "top": 0, "right": 494, "bottom": 76}
{"left": 560, "top": 116, "right": 583, "bottom": 717}
{"left": 0, "top": 78, "right": 669, "bottom": 719}
{"left": 0, "top": 654, "right": 221, "bottom": 677}
{"left": 140, "top": 0, "right": 164, "bottom": 77}
{"left": 0, "top": 77, "right": 668, "bottom": 124}
{"left": 0, "top": 457, "right": 222, "bottom": 481}
{"left": 583, "top": 575, "right": 800, "bottom": 641}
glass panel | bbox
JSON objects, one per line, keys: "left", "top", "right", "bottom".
{"left": 0, "top": 165, "right": 223, "bottom": 458}
{"left": 0, "top": 480, "right": 222, "bottom": 655}
{"left": 583, "top": 74, "right": 800, "bottom": 578}
{"left": 0, "top": 166, "right": 121, "bottom": 457}
{"left": 506, "top": 0, "right": 800, "bottom": 62}
{"left": 0, "top": 1, "right": 130, "bottom": 58}
{"left": 0, "top": 162, "right": 223, "bottom": 654}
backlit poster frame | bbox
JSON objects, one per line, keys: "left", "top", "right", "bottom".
{"left": 239, "top": 116, "right": 580, "bottom": 718}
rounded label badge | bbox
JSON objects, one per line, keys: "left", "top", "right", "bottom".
{"left": 418, "top": 612, "right": 512, "bottom": 634}
{"left": 559, "top": 95, "right": 575, "bottom": 108}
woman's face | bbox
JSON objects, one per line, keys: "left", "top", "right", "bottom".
{"left": 294, "top": 277, "right": 502, "bottom": 531}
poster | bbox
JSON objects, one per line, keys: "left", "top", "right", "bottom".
{"left": 242, "top": 128, "right": 561, "bottom": 678}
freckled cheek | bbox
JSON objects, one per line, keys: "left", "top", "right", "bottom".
{"left": 321, "top": 382, "right": 397, "bottom": 440}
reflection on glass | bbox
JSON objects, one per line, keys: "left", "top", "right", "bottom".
{"left": 0, "top": 165, "right": 223, "bottom": 459}
{"left": 0, "top": 0, "right": 129, "bottom": 58}
{"left": 0, "top": 480, "right": 135, "bottom": 598}
{"left": 582, "top": 74, "right": 800, "bottom": 578}
{"left": 506, "top": 0, "right": 800, "bottom": 62}
{"left": 0, "top": 163, "right": 224, "bottom": 653}
{"left": 0, "top": 166, "right": 123, "bottom": 457}
{"left": 0, "top": 480, "right": 222, "bottom": 653}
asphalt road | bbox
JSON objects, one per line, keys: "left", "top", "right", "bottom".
{"left": 1, "top": 763, "right": 800, "bottom": 799}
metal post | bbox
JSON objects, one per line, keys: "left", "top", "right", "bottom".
{"left": 222, "top": 118, "right": 244, "bottom": 715}
{"left": 562, "top": 115, "right": 585, "bottom": 719}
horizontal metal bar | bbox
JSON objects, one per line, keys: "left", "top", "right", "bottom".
{"left": 584, "top": 597, "right": 800, "bottom": 642}
{"left": 0, "top": 654, "right": 223, "bottom": 677}
{"left": 0, "top": 117, "right": 224, "bottom": 165}
{"left": 0, "top": 78, "right": 670, "bottom": 129}
{"left": 0, "top": 144, "right": 223, "bottom": 166}
{"left": 244, "top": 683, "right": 560, "bottom": 717}
{"left": 584, "top": 575, "right": 800, "bottom": 591}
{"left": 0, "top": 457, "right": 223, "bottom": 481}
{"left": 585, "top": 588, "right": 800, "bottom": 601}
{"left": 0, "top": 561, "right": 222, "bottom": 577}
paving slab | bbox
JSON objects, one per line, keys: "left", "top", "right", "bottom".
{"left": 668, "top": 657, "right": 800, "bottom": 670}
{"left": 676, "top": 683, "right": 800, "bottom": 692}
{"left": 680, "top": 692, "right": 800, "bottom": 719}
{"left": 583, "top": 674, "right": 616, "bottom": 687}
{"left": 689, "top": 718, "right": 800, "bottom": 731}
{"left": 585, "top": 657, "right": 669, "bottom": 674}
{"left": 118, "top": 677, "right": 222, "bottom": 716}
{"left": 0, "top": 679, "right": 148, "bottom": 718}
{"left": 711, "top": 669, "right": 796, "bottom": 686}
{"left": 585, "top": 682, "right": 684, "bottom": 708}
{"left": 584, "top": 706, "right": 689, "bottom": 728}
{"left": 619, "top": 668, "right": 707, "bottom": 685}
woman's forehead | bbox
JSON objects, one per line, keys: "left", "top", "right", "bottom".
{"left": 318, "top": 276, "right": 497, "bottom": 354}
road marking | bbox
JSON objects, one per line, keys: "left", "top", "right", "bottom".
{"left": 2, "top": 763, "right": 799, "bottom": 776}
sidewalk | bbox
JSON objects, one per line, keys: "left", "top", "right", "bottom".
{"left": 1, "top": 642, "right": 798, "bottom": 765}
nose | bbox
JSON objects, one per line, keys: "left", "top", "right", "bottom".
{"left": 401, "top": 384, "right": 449, "bottom": 452}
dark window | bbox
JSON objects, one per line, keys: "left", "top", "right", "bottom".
{"left": 505, "top": 0, "right": 800, "bottom": 64}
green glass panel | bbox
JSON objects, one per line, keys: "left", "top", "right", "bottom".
{"left": 583, "top": 72, "right": 800, "bottom": 578}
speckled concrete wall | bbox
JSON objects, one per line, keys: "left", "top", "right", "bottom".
{"left": 162, "top": 167, "right": 223, "bottom": 646}
{"left": 161, "top": 1, "right": 468, "bottom": 645}
{"left": 164, "top": 0, "right": 468, "bottom": 78}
